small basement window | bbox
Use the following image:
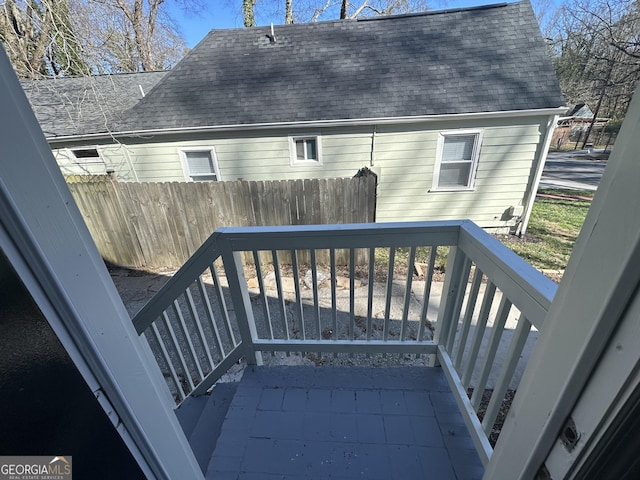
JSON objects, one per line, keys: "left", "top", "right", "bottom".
{"left": 179, "top": 148, "right": 221, "bottom": 182}
{"left": 70, "top": 148, "right": 102, "bottom": 163}
{"left": 289, "top": 135, "right": 322, "bottom": 165}
{"left": 433, "top": 131, "right": 482, "bottom": 191}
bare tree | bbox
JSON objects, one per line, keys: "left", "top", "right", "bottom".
{"left": 547, "top": 0, "right": 640, "bottom": 136}
{"left": 0, "top": 0, "right": 89, "bottom": 77}
{"left": 71, "top": 0, "right": 186, "bottom": 72}
{"left": 1, "top": 0, "right": 188, "bottom": 76}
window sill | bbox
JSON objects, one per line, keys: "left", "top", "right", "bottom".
{"left": 429, "top": 187, "right": 476, "bottom": 193}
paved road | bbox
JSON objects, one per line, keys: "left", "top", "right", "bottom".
{"left": 540, "top": 151, "right": 608, "bottom": 191}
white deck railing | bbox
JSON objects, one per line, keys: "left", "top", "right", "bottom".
{"left": 131, "top": 220, "right": 556, "bottom": 466}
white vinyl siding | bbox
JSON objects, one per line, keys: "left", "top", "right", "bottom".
{"left": 433, "top": 131, "right": 482, "bottom": 191}
{"left": 289, "top": 135, "right": 322, "bottom": 166}
{"left": 179, "top": 148, "right": 220, "bottom": 181}
{"left": 52, "top": 115, "right": 551, "bottom": 231}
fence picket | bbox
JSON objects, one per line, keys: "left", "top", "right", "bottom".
{"left": 66, "top": 176, "right": 376, "bottom": 269}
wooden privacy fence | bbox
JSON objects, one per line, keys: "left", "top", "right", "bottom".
{"left": 67, "top": 176, "right": 377, "bottom": 269}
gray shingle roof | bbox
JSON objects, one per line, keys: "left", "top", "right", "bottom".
{"left": 122, "top": 1, "right": 563, "bottom": 132}
{"left": 21, "top": 71, "right": 166, "bottom": 138}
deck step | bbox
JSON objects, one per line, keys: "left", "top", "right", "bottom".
{"left": 176, "top": 382, "right": 239, "bottom": 473}
{"left": 175, "top": 395, "right": 209, "bottom": 439}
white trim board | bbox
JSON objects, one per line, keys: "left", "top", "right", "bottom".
{"left": 0, "top": 48, "right": 203, "bottom": 480}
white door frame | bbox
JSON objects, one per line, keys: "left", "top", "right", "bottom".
{"left": 0, "top": 49, "right": 203, "bottom": 479}
{"left": 485, "top": 87, "right": 640, "bottom": 478}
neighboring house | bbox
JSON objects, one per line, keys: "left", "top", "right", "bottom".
{"left": 23, "top": 1, "right": 564, "bottom": 234}
{"left": 20, "top": 71, "right": 166, "bottom": 176}
{"left": 552, "top": 103, "right": 611, "bottom": 149}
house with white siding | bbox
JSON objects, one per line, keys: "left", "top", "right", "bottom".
{"left": 23, "top": 1, "right": 564, "bottom": 234}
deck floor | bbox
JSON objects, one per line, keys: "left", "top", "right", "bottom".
{"left": 179, "top": 366, "right": 484, "bottom": 480}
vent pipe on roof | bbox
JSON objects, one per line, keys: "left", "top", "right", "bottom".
{"left": 138, "top": 85, "right": 145, "bottom": 97}
{"left": 269, "top": 23, "right": 277, "bottom": 43}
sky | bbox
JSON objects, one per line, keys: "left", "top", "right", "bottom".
{"left": 169, "top": 0, "right": 517, "bottom": 48}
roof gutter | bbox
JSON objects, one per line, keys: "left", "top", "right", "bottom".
{"left": 46, "top": 107, "right": 567, "bottom": 144}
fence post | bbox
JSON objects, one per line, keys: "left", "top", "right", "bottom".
{"left": 430, "top": 246, "right": 470, "bottom": 366}
{"left": 219, "top": 240, "right": 263, "bottom": 366}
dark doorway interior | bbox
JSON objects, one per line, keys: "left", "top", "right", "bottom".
{"left": 0, "top": 251, "right": 144, "bottom": 479}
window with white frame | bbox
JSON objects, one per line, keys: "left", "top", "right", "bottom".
{"left": 179, "top": 148, "right": 220, "bottom": 182}
{"left": 289, "top": 135, "right": 322, "bottom": 165}
{"left": 433, "top": 131, "right": 482, "bottom": 190}
{"left": 70, "top": 147, "right": 102, "bottom": 163}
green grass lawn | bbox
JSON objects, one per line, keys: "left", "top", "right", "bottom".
{"left": 500, "top": 189, "right": 594, "bottom": 272}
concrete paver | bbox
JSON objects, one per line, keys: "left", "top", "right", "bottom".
{"left": 205, "top": 366, "right": 483, "bottom": 479}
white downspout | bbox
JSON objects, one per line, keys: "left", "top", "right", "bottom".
{"left": 518, "top": 114, "right": 559, "bottom": 236}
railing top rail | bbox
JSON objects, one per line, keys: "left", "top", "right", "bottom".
{"left": 217, "top": 221, "right": 463, "bottom": 251}
{"left": 132, "top": 232, "right": 223, "bottom": 334}
{"left": 458, "top": 221, "right": 557, "bottom": 329}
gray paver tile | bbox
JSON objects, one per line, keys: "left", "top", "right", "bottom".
{"left": 430, "top": 391, "right": 459, "bottom": 414}
{"left": 252, "top": 410, "right": 304, "bottom": 439}
{"left": 303, "top": 412, "right": 332, "bottom": 441}
{"left": 404, "top": 390, "right": 434, "bottom": 416}
{"left": 388, "top": 444, "right": 423, "bottom": 480}
{"left": 355, "top": 390, "right": 382, "bottom": 414}
{"left": 412, "top": 415, "right": 445, "bottom": 447}
{"left": 258, "top": 387, "right": 284, "bottom": 411}
{"left": 282, "top": 388, "right": 308, "bottom": 412}
{"left": 330, "top": 413, "right": 358, "bottom": 443}
{"left": 384, "top": 415, "right": 415, "bottom": 445}
{"left": 330, "top": 444, "right": 360, "bottom": 475}
{"left": 208, "top": 455, "right": 243, "bottom": 474}
{"left": 417, "top": 447, "right": 457, "bottom": 480}
{"left": 356, "top": 414, "right": 385, "bottom": 444}
{"left": 453, "top": 463, "right": 485, "bottom": 480}
{"left": 380, "top": 390, "right": 407, "bottom": 415}
{"left": 208, "top": 471, "right": 238, "bottom": 480}
{"left": 440, "top": 422, "right": 477, "bottom": 449}
{"left": 241, "top": 438, "right": 273, "bottom": 473}
{"left": 358, "top": 443, "right": 393, "bottom": 479}
{"left": 306, "top": 388, "right": 332, "bottom": 412}
{"left": 448, "top": 447, "right": 484, "bottom": 467}
{"left": 331, "top": 389, "right": 357, "bottom": 413}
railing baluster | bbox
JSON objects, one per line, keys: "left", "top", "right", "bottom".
{"left": 445, "top": 257, "right": 472, "bottom": 353}
{"left": 252, "top": 251, "right": 273, "bottom": 341}
{"left": 366, "top": 247, "right": 375, "bottom": 341}
{"left": 184, "top": 286, "right": 215, "bottom": 371}
{"left": 162, "top": 311, "right": 195, "bottom": 392}
{"left": 220, "top": 249, "right": 261, "bottom": 365}
{"left": 210, "top": 262, "right": 237, "bottom": 347}
{"left": 310, "top": 249, "right": 321, "bottom": 340}
{"left": 173, "top": 298, "right": 204, "bottom": 382}
{"left": 330, "top": 248, "right": 337, "bottom": 340}
{"left": 271, "top": 250, "right": 290, "bottom": 341}
{"left": 481, "top": 315, "right": 532, "bottom": 435}
{"left": 150, "top": 322, "right": 186, "bottom": 401}
{"left": 471, "top": 295, "right": 512, "bottom": 410}
{"left": 461, "top": 282, "right": 497, "bottom": 389}
{"left": 417, "top": 247, "right": 437, "bottom": 342}
{"left": 434, "top": 246, "right": 472, "bottom": 369}
{"left": 350, "top": 248, "right": 356, "bottom": 340}
{"left": 401, "top": 246, "right": 417, "bottom": 341}
{"left": 196, "top": 276, "right": 226, "bottom": 358}
{"left": 290, "top": 249, "right": 305, "bottom": 340}
{"left": 454, "top": 268, "right": 484, "bottom": 369}
{"left": 383, "top": 247, "right": 396, "bottom": 341}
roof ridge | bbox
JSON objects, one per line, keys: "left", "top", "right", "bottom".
{"left": 356, "top": 2, "right": 510, "bottom": 23}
